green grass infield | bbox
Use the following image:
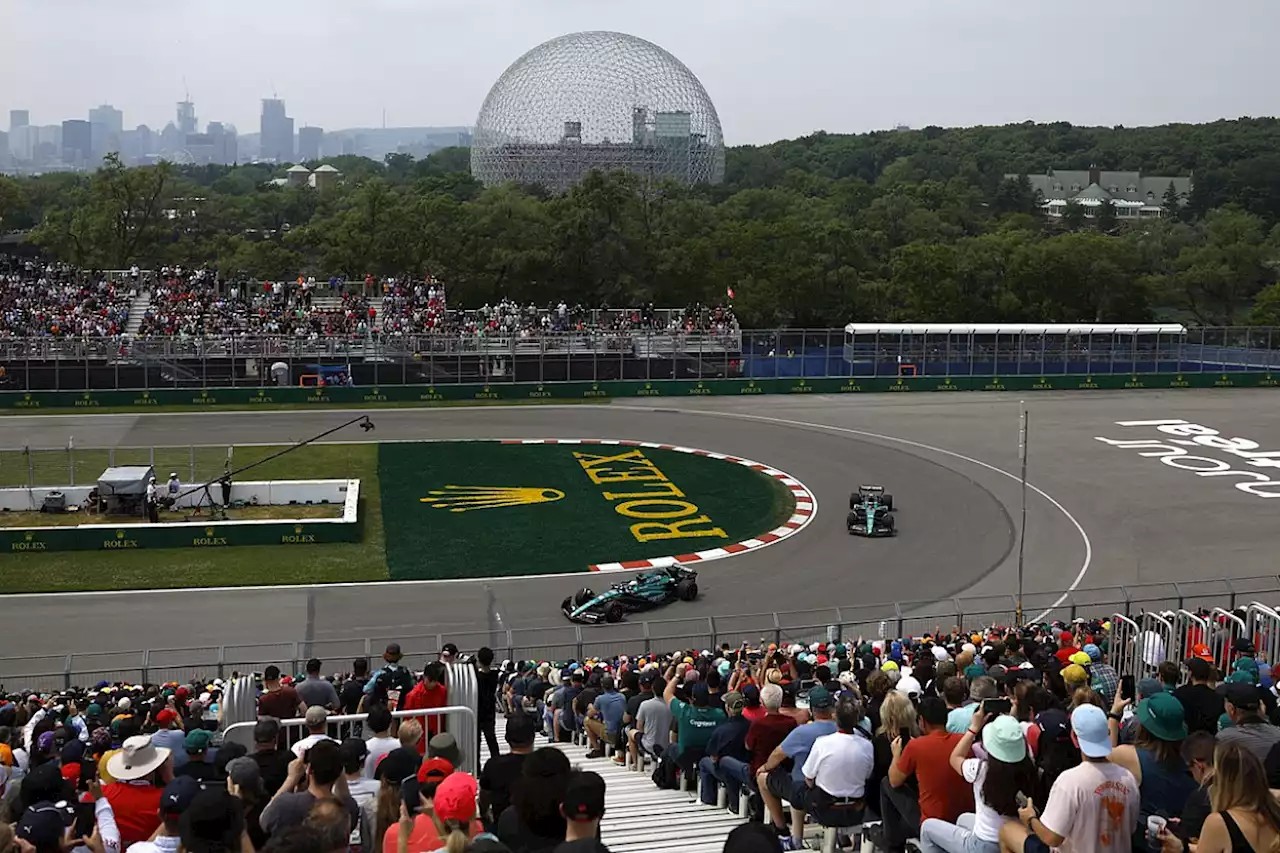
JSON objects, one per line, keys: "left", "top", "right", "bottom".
{"left": 378, "top": 441, "right": 796, "bottom": 580}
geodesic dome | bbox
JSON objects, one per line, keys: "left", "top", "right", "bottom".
{"left": 471, "top": 31, "right": 725, "bottom": 192}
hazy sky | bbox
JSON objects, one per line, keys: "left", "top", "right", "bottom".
{"left": 5, "top": 0, "right": 1277, "bottom": 145}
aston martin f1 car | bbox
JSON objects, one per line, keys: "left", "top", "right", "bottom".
{"left": 561, "top": 566, "right": 699, "bottom": 624}
{"left": 847, "top": 484, "right": 896, "bottom": 537}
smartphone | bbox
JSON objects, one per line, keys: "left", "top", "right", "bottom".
{"left": 898, "top": 726, "right": 912, "bottom": 746}
{"left": 73, "top": 801, "right": 95, "bottom": 839}
{"left": 1015, "top": 792, "right": 1029, "bottom": 810}
{"left": 983, "top": 698, "right": 1012, "bottom": 716}
{"left": 1120, "top": 675, "right": 1135, "bottom": 701}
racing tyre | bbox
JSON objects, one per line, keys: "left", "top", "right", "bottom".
{"left": 573, "top": 588, "right": 595, "bottom": 606}
{"left": 561, "top": 596, "right": 573, "bottom": 612}
{"left": 604, "top": 602, "right": 626, "bottom": 623}
{"left": 849, "top": 494, "right": 859, "bottom": 510}
{"left": 677, "top": 579, "right": 698, "bottom": 601}
{"left": 884, "top": 514, "right": 896, "bottom": 531}
{"left": 883, "top": 494, "right": 895, "bottom": 511}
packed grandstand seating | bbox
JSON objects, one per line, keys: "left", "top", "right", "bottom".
{"left": 0, "top": 261, "right": 740, "bottom": 342}
{"left": 3, "top": 612, "right": 1274, "bottom": 853}
{"left": 0, "top": 260, "right": 135, "bottom": 338}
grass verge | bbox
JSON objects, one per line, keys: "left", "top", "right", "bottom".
{"left": 0, "top": 444, "right": 387, "bottom": 594}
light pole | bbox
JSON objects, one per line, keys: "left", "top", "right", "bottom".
{"left": 1016, "top": 401, "right": 1030, "bottom": 626}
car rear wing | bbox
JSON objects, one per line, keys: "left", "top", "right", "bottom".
{"left": 859, "top": 484, "right": 885, "bottom": 492}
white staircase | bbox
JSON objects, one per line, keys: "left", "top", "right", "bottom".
{"left": 480, "top": 716, "right": 747, "bottom": 853}
{"left": 124, "top": 290, "right": 152, "bottom": 336}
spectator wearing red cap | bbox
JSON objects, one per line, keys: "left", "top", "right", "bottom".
{"left": 150, "top": 708, "right": 187, "bottom": 770}
{"left": 381, "top": 758, "right": 474, "bottom": 853}
{"left": 394, "top": 769, "right": 484, "bottom": 853}
{"left": 1054, "top": 632, "right": 1081, "bottom": 666}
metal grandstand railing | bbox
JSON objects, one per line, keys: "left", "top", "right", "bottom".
{"left": 3, "top": 575, "right": 1277, "bottom": 692}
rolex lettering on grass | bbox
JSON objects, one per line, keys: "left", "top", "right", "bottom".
{"left": 574, "top": 449, "right": 728, "bottom": 543}
{"left": 1095, "top": 419, "right": 1280, "bottom": 498}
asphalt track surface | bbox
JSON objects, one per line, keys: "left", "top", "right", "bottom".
{"left": 1, "top": 390, "right": 1278, "bottom": 661}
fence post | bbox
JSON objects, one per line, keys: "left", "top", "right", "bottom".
{"left": 772, "top": 613, "right": 781, "bottom": 648}
{"left": 64, "top": 654, "right": 74, "bottom": 691}
{"left": 291, "top": 642, "right": 300, "bottom": 677}
{"left": 109, "top": 448, "right": 115, "bottom": 467}
{"left": 26, "top": 446, "right": 33, "bottom": 489}
{"left": 189, "top": 446, "right": 196, "bottom": 483}
{"left": 642, "top": 620, "right": 651, "bottom": 657}
{"left": 67, "top": 439, "right": 74, "bottom": 486}
{"left": 707, "top": 617, "right": 717, "bottom": 650}
{"left": 217, "top": 646, "right": 226, "bottom": 680}
{"left": 834, "top": 608, "right": 843, "bottom": 644}
{"left": 141, "top": 648, "right": 150, "bottom": 686}
{"left": 894, "top": 602, "right": 905, "bottom": 640}
{"left": 575, "top": 627, "right": 584, "bottom": 662}
{"left": 505, "top": 630, "right": 514, "bottom": 662}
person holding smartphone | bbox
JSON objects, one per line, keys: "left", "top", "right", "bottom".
{"left": 918, "top": 707, "right": 1035, "bottom": 853}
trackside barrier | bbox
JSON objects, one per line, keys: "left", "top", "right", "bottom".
{"left": 223, "top": 705, "right": 478, "bottom": 776}
{"left": 1137, "top": 612, "right": 1175, "bottom": 679}
{"left": 1245, "top": 604, "right": 1280, "bottom": 672}
{"left": 6, "top": 583, "right": 1280, "bottom": 691}
{"left": 1166, "top": 610, "right": 1210, "bottom": 668}
{"left": 1210, "top": 608, "right": 1248, "bottom": 671}
{"left": 1111, "top": 615, "right": 1140, "bottom": 681}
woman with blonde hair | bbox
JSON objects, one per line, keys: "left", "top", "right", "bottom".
{"left": 1159, "top": 742, "right": 1280, "bottom": 853}
{"left": 868, "top": 691, "right": 920, "bottom": 819}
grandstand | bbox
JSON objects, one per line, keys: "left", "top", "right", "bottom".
{"left": 4, "top": 597, "right": 1276, "bottom": 852}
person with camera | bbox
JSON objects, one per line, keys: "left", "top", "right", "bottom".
{"left": 259, "top": 739, "right": 359, "bottom": 836}
{"left": 801, "top": 696, "right": 875, "bottom": 847}
{"left": 919, "top": 704, "right": 1035, "bottom": 853}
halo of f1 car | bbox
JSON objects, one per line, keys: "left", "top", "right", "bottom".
{"left": 562, "top": 565, "right": 699, "bottom": 623}
{"left": 848, "top": 484, "right": 896, "bottom": 537}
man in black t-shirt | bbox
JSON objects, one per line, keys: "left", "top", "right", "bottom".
{"left": 475, "top": 647, "right": 502, "bottom": 760}
{"left": 480, "top": 714, "right": 535, "bottom": 829}
{"left": 1172, "top": 657, "right": 1225, "bottom": 735}
{"left": 340, "top": 658, "right": 369, "bottom": 714}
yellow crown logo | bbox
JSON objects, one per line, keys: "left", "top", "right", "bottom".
{"left": 24, "top": 531, "right": 34, "bottom": 541}
{"left": 116, "top": 530, "right": 125, "bottom": 538}
{"left": 422, "top": 486, "right": 565, "bottom": 513}
{"left": 294, "top": 525, "right": 303, "bottom": 534}
{"left": 205, "top": 527, "right": 214, "bottom": 536}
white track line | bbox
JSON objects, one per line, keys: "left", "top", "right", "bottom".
{"left": 663, "top": 408, "right": 1093, "bottom": 621}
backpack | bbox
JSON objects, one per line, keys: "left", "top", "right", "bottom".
{"left": 651, "top": 752, "right": 679, "bottom": 790}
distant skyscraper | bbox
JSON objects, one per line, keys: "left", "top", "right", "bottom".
{"left": 297, "top": 126, "right": 323, "bottom": 161}
{"left": 88, "top": 104, "right": 124, "bottom": 158}
{"left": 61, "top": 120, "right": 92, "bottom": 166}
{"left": 177, "top": 100, "right": 197, "bottom": 135}
{"left": 9, "top": 110, "right": 28, "bottom": 133}
{"left": 260, "top": 98, "right": 294, "bottom": 162}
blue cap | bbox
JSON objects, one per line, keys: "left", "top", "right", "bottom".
{"left": 691, "top": 683, "right": 711, "bottom": 706}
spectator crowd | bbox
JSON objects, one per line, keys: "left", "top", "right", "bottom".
{"left": 0, "top": 260, "right": 739, "bottom": 343}
{"left": 8, "top": 615, "right": 1275, "bottom": 852}
{"left": 0, "top": 260, "right": 134, "bottom": 338}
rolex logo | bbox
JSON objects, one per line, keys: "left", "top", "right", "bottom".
{"left": 422, "top": 486, "right": 565, "bottom": 513}
{"left": 294, "top": 525, "right": 304, "bottom": 534}
{"left": 205, "top": 528, "right": 214, "bottom": 536}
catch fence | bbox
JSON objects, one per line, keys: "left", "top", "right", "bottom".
{"left": 1, "top": 326, "right": 1278, "bottom": 391}
{"left": 3, "top": 575, "right": 1278, "bottom": 693}
{"left": 0, "top": 444, "right": 234, "bottom": 489}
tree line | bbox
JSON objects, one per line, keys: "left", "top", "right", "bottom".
{"left": 1, "top": 118, "right": 1279, "bottom": 327}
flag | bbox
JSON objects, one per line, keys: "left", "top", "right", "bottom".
{"left": 726, "top": 286, "right": 736, "bottom": 300}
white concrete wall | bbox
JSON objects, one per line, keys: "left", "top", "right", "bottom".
{"left": 0, "top": 479, "right": 352, "bottom": 513}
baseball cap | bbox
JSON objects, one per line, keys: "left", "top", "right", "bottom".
{"left": 691, "top": 683, "right": 711, "bottom": 706}
{"left": 432, "top": 772, "right": 477, "bottom": 823}
{"left": 1059, "top": 631, "right": 1074, "bottom": 644}
{"left": 384, "top": 643, "right": 403, "bottom": 660}
{"left": 1062, "top": 664, "right": 1088, "bottom": 685}
{"left": 1136, "top": 693, "right": 1188, "bottom": 742}
{"left": 807, "top": 686, "right": 834, "bottom": 710}
{"left": 563, "top": 770, "right": 606, "bottom": 822}
{"left": 304, "top": 706, "right": 328, "bottom": 727}
{"left": 162, "top": 776, "right": 203, "bottom": 816}
{"left": 1189, "top": 643, "right": 1213, "bottom": 662}
{"left": 225, "top": 757, "right": 260, "bottom": 791}
{"left": 1225, "top": 682, "right": 1261, "bottom": 710}
{"left": 1083, "top": 644, "right": 1102, "bottom": 662}
{"left": 184, "top": 729, "right": 213, "bottom": 752}
{"left": 156, "top": 709, "right": 179, "bottom": 726}
{"left": 1136, "top": 677, "right": 1164, "bottom": 698}
{"left": 401, "top": 757, "right": 454, "bottom": 815}
{"left": 895, "top": 676, "right": 922, "bottom": 696}
{"left": 1071, "top": 704, "right": 1112, "bottom": 758}
{"left": 1068, "top": 652, "right": 1092, "bottom": 667}
{"left": 723, "top": 691, "right": 745, "bottom": 715}
{"left": 17, "top": 802, "right": 75, "bottom": 847}
{"left": 1036, "top": 709, "right": 1071, "bottom": 743}
{"left": 375, "top": 748, "right": 421, "bottom": 783}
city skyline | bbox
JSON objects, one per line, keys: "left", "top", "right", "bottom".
{"left": 3, "top": 0, "right": 1277, "bottom": 149}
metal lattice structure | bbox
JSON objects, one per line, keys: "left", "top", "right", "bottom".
{"left": 471, "top": 31, "right": 725, "bottom": 192}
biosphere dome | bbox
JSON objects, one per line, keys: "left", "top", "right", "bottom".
{"left": 471, "top": 31, "right": 725, "bottom": 192}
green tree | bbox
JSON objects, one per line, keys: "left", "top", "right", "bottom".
{"left": 1061, "top": 201, "right": 1087, "bottom": 231}
{"left": 1162, "top": 181, "right": 1184, "bottom": 221}
{"left": 1095, "top": 199, "right": 1118, "bottom": 233}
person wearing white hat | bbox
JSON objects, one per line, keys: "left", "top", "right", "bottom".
{"left": 104, "top": 735, "right": 174, "bottom": 847}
